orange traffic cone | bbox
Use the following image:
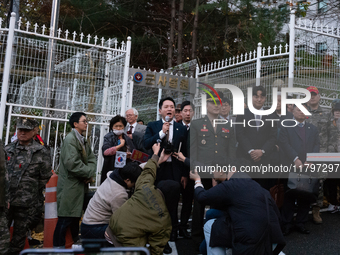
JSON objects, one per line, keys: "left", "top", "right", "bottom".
{"left": 44, "top": 170, "right": 73, "bottom": 248}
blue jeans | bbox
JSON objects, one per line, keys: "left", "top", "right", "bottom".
{"left": 204, "top": 219, "right": 232, "bottom": 255}
{"left": 80, "top": 222, "right": 108, "bottom": 239}
{"left": 53, "top": 217, "right": 80, "bottom": 247}
{"left": 199, "top": 209, "right": 226, "bottom": 254}
{"left": 204, "top": 219, "right": 279, "bottom": 255}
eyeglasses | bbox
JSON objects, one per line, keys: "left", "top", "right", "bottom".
{"left": 79, "top": 120, "right": 88, "bottom": 124}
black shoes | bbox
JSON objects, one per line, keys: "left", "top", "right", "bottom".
{"left": 163, "top": 242, "right": 172, "bottom": 254}
{"left": 170, "top": 229, "right": 178, "bottom": 242}
{"left": 282, "top": 225, "right": 310, "bottom": 235}
{"left": 178, "top": 227, "right": 191, "bottom": 239}
{"left": 28, "top": 238, "right": 42, "bottom": 245}
{"left": 296, "top": 225, "right": 310, "bottom": 234}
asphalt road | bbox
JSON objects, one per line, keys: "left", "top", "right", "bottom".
{"left": 173, "top": 210, "right": 340, "bottom": 255}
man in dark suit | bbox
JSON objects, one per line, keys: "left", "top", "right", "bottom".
{"left": 190, "top": 96, "right": 237, "bottom": 248}
{"left": 143, "top": 97, "right": 188, "bottom": 242}
{"left": 271, "top": 92, "right": 294, "bottom": 166}
{"left": 190, "top": 159, "right": 285, "bottom": 255}
{"left": 177, "top": 100, "right": 195, "bottom": 239}
{"left": 279, "top": 104, "right": 320, "bottom": 235}
{"left": 236, "top": 85, "right": 277, "bottom": 189}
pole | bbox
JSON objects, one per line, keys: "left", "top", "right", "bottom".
{"left": 256, "top": 42, "right": 262, "bottom": 86}
{"left": 42, "top": 0, "right": 60, "bottom": 140}
{"left": 120, "top": 36, "right": 132, "bottom": 116}
{"left": 288, "top": 10, "right": 296, "bottom": 88}
{"left": 0, "top": 13, "right": 16, "bottom": 140}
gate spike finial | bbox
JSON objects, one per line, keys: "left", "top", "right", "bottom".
{"left": 34, "top": 23, "right": 38, "bottom": 33}
{"left": 18, "top": 17, "right": 22, "bottom": 29}
{"left": 65, "top": 29, "right": 69, "bottom": 40}
{"left": 42, "top": 24, "right": 46, "bottom": 35}
{"left": 26, "top": 21, "right": 30, "bottom": 31}
{"left": 80, "top": 33, "right": 84, "bottom": 43}
{"left": 57, "top": 28, "right": 62, "bottom": 38}
{"left": 72, "top": 31, "right": 77, "bottom": 41}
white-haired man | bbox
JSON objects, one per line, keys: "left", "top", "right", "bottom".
{"left": 124, "top": 108, "right": 146, "bottom": 137}
{"left": 125, "top": 108, "right": 148, "bottom": 154}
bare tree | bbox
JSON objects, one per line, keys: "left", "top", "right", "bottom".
{"left": 191, "top": 0, "right": 199, "bottom": 59}
{"left": 177, "top": 0, "right": 184, "bottom": 64}
{"left": 167, "top": 0, "right": 176, "bottom": 68}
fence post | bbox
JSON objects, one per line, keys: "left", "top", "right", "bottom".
{"left": 0, "top": 12, "right": 16, "bottom": 140}
{"left": 128, "top": 77, "right": 134, "bottom": 109}
{"left": 120, "top": 36, "right": 132, "bottom": 116}
{"left": 288, "top": 10, "right": 296, "bottom": 88}
{"left": 256, "top": 42, "right": 262, "bottom": 86}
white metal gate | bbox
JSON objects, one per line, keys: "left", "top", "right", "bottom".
{"left": 195, "top": 10, "right": 340, "bottom": 116}
{"left": 0, "top": 13, "right": 132, "bottom": 187}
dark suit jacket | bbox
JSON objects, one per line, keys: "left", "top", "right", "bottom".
{"left": 143, "top": 119, "right": 188, "bottom": 182}
{"left": 271, "top": 111, "right": 294, "bottom": 165}
{"left": 279, "top": 121, "right": 320, "bottom": 167}
{"left": 236, "top": 108, "right": 277, "bottom": 163}
{"left": 195, "top": 172, "right": 285, "bottom": 255}
{"left": 130, "top": 131, "right": 152, "bottom": 155}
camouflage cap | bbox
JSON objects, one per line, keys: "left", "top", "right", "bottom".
{"left": 17, "top": 118, "right": 38, "bottom": 130}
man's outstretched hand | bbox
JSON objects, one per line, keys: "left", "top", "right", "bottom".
{"left": 159, "top": 149, "right": 171, "bottom": 164}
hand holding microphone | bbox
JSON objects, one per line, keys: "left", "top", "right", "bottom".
{"left": 162, "top": 115, "right": 171, "bottom": 134}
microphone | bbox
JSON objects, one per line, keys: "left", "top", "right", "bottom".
{"left": 165, "top": 115, "right": 171, "bottom": 122}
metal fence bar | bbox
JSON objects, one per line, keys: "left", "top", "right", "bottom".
{"left": 120, "top": 37, "right": 132, "bottom": 116}
{"left": 256, "top": 43, "right": 261, "bottom": 86}
{"left": 0, "top": 13, "right": 16, "bottom": 139}
{"left": 52, "top": 120, "right": 59, "bottom": 170}
{"left": 288, "top": 10, "right": 296, "bottom": 88}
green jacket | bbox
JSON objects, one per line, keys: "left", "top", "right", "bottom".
{"left": 109, "top": 155, "right": 171, "bottom": 255}
{"left": 57, "top": 130, "right": 96, "bottom": 217}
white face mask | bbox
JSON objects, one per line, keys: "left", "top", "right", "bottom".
{"left": 113, "top": 129, "right": 124, "bottom": 136}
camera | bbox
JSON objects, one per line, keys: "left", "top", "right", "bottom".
{"left": 163, "top": 141, "right": 174, "bottom": 154}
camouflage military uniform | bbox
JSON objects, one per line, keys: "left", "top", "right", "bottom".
{"left": 327, "top": 117, "right": 340, "bottom": 153}
{"left": 306, "top": 105, "right": 331, "bottom": 207}
{"left": 5, "top": 139, "right": 52, "bottom": 255}
{"left": 0, "top": 140, "right": 10, "bottom": 255}
{"left": 307, "top": 105, "right": 331, "bottom": 153}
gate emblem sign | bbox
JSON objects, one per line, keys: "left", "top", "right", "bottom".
{"left": 129, "top": 68, "right": 196, "bottom": 95}
{"left": 134, "top": 72, "right": 143, "bottom": 83}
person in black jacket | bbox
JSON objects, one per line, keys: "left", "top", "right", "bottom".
{"left": 101, "top": 115, "right": 135, "bottom": 184}
{"left": 190, "top": 159, "right": 285, "bottom": 255}
{"left": 143, "top": 97, "right": 188, "bottom": 242}
{"left": 235, "top": 85, "right": 277, "bottom": 190}
{"left": 279, "top": 104, "right": 320, "bottom": 235}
